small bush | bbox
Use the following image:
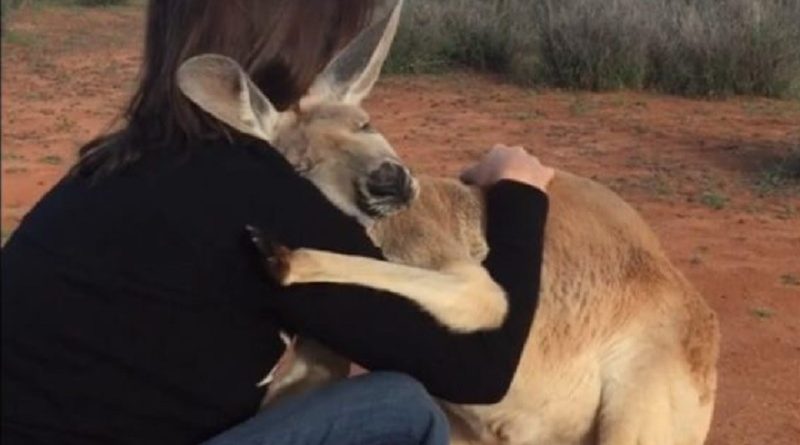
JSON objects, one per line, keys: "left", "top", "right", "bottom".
{"left": 387, "top": 0, "right": 800, "bottom": 98}
{"left": 756, "top": 148, "right": 800, "bottom": 194}
{"left": 534, "top": 0, "right": 650, "bottom": 90}
{"left": 699, "top": 191, "right": 729, "bottom": 210}
{"left": 72, "top": 0, "right": 128, "bottom": 5}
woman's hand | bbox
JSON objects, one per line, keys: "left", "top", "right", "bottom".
{"left": 460, "top": 144, "right": 555, "bottom": 193}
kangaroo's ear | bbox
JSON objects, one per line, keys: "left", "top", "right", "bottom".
{"left": 177, "top": 54, "right": 281, "bottom": 143}
{"left": 301, "top": 0, "right": 403, "bottom": 108}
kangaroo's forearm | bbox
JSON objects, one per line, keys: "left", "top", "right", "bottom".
{"left": 283, "top": 248, "right": 508, "bottom": 332}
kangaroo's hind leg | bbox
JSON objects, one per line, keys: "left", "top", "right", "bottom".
{"left": 598, "top": 348, "right": 714, "bottom": 445}
{"left": 596, "top": 340, "right": 679, "bottom": 445}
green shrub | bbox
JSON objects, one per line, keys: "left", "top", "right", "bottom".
{"left": 385, "top": 1, "right": 518, "bottom": 74}
{"left": 534, "top": 0, "right": 650, "bottom": 90}
{"left": 646, "top": 0, "right": 800, "bottom": 97}
{"left": 1, "top": 0, "right": 25, "bottom": 35}
{"left": 756, "top": 148, "right": 800, "bottom": 194}
{"left": 387, "top": 0, "right": 800, "bottom": 98}
{"left": 1, "top": 1, "right": 8, "bottom": 33}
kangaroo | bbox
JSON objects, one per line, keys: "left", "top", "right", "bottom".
{"left": 177, "top": 1, "right": 720, "bottom": 443}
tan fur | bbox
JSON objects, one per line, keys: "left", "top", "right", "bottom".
{"left": 278, "top": 173, "right": 720, "bottom": 445}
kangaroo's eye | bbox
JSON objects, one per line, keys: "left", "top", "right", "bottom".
{"left": 358, "top": 121, "right": 374, "bottom": 132}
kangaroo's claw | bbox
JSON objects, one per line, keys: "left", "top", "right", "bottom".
{"left": 245, "top": 225, "right": 292, "bottom": 285}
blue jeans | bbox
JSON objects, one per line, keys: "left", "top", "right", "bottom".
{"left": 202, "top": 372, "right": 450, "bottom": 445}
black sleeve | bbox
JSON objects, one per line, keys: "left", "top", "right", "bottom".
{"left": 263, "top": 178, "right": 548, "bottom": 404}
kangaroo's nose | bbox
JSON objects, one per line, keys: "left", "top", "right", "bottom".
{"left": 366, "top": 162, "right": 413, "bottom": 201}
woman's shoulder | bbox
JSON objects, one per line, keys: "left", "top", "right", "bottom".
{"left": 147, "top": 139, "right": 305, "bottom": 198}
{"left": 209, "top": 142, "right": 378, "bottom": 254}
{"left": 184, "top": 139, "right": 292, "bottom": 175}
{"left": 132, "top": 138, "right": 374, "bottom": 254}
{"left": 207, "top": 140, "right": 323, "bottom": 200}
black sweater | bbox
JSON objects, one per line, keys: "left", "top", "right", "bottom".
{"left": 1, "top": 140, "right": 548, "bottom": 444}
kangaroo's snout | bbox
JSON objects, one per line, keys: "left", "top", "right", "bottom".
{"left": 357, "top": 161, "right": 418, "bottom": 218}
{"left": 366, "top": 162, "right": 414, "bottom": 203}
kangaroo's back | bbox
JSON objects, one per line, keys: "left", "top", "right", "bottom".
{"left": 523, "top": 172, "right": 718, "bottom": 445}
{"left": 536, "top": 171, "right": 717, "bottom": 385}
{"left": 534, "top": 171, "right": 691, "bottom": 352}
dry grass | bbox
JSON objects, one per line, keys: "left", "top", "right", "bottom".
{"left": 387, "top": 0, "right": 800, "bottom": 98}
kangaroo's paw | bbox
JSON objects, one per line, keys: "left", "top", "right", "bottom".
{"left": 245, "top": 225, "right": 292, "bottom": 285}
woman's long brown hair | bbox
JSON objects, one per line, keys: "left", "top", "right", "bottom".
{"left": 73, "top": 0, "right": 374, "bottom": 178}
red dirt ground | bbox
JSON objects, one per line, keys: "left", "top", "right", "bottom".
{"left": 2, "top": 6, "right": 799, "bottom": 444}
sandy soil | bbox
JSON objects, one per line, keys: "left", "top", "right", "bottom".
{"left": 2, "top": 5, "right": 799, "bottom": 444}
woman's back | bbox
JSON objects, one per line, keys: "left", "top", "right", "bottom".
{"left": 1, "top": 141, "right": 366, "bottom": 443}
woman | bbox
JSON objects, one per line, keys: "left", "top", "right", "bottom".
{"left": 1, "top": 1, "right": 554, "bottom": 444}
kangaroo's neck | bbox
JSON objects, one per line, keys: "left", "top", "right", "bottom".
{"left": 367, "top": 176, "right": 488, "bottom": 268}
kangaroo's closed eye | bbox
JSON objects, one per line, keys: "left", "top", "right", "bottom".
{"left": 358, "top": 122, "right": 374, "bottom": 133}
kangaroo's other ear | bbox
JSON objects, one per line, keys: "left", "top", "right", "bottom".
{"left": 302, "top": 0, "right": 403, "bottom": 108}
{"left": 177, "top": 54, "right": 281, "bottom": 143}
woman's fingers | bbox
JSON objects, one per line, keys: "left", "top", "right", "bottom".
{"left": 460, "top": 144, "right": 553, "bottom": 192}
